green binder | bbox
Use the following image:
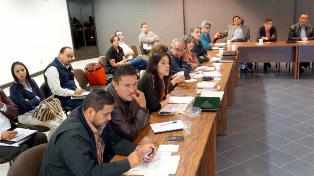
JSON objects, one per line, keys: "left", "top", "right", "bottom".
{"left": 193, "top": 97, "right": 220, "bottom": 112}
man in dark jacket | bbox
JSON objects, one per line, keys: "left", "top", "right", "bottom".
{"left": 40, "top": 89, "right": 155, "bottom": 176}
{"left": 0, "top": 89, "right": 47, "bottom": 162}
{"left": 288, "top": 12, "right": 314, "bottom": 73}
{"left": 108, "top": 66, "right": 150, "bottom": 140}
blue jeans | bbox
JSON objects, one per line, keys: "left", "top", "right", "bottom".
{"left": 129, "top": 58, "right": 147, "bottom": 70}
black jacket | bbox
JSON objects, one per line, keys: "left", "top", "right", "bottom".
{"left": 257, "top": 26, "right": 277, "bottom": 42}
{"left": 288, "top": 23, "right": 314, "bottom": 41}
{"left": 40, "top": 106, "right": 137, "bottom": 176}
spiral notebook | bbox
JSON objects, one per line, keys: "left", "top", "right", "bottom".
{"left": 150, "top": 120, "right": 184, "bottom": 134}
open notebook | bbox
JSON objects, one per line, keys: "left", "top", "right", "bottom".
{"left": 0, "top": 128, "right": 37, "bottom": 147}
{"left": 150, "top": 120, "right": 184, "bottom": 134}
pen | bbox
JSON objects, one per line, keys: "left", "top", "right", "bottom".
{"left": 159, "top": 120, "right": 177, "bottom": 126}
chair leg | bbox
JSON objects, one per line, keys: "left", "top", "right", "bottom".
{"left": 288, "top": 63, "right": 291, "bottom": 72}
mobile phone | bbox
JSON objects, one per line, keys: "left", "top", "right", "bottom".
{"left": 202, "top": 76, "right": 214, "bottom": 81}
{"left": 167, "top": 136, "right": 184, "bottom": 142}
{"left": 144, "top": 148, "right": 154, "bottom": 158}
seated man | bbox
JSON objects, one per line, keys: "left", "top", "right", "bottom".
{"left": 0, "top": 88, "right": 47, "bottom": 162}
{"left": 257, "top": 18, "right": 278, "bottom": 72}
{"left": 167, "top": 38, "right": 192, "bottom": 76}
{"left": 40, "top": 89, "right": 155, "bottom": 176}
{"left": 108, "top": 66, "right": 150, "bottom": 140}
{"left": 190, "top": 26, "right": 208, "bottom": 63}
{"left": 288, "top": 12, "right": 314, "bottom": 73}
{"left": 200, "top": 20, "right": 212, "bottom": 51}
{"left": 44, "top": 46, "right": 84, "bottom": 109}
{"left": 138, "top": 23, "right": 159, "bottom": 55}
{"left": 115, "top": 31, "right": 147, "bottom": 70}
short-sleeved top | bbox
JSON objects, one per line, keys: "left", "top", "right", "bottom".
{"left": 105, "top": 46, "right": 125, "bottom": 68}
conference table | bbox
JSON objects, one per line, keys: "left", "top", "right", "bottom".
{"left": 219, "top": 40, "right": 314, "bottom": 79}
{"left": 112, "top": 62, "right": 235, "bottom": 176}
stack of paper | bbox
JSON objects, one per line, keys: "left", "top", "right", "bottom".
{"left": 150, "top": 120, "right": 185, "bottom": 133}
{"left": 169, "top": 96, "right": 194, "bottom": 104}
{"left": 203, "top": 71, "right": 222, "bottom": 78}
{"left": 125, "top": 145, "right": 180, "bottom": 176}
{"left": 200, "top": 90, "right": 224, "bottom": 99}
{"left": 196, "top": 81, "right": 216, "bottom": 89}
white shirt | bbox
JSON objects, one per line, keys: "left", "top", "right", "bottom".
{"left": 44, "top": 59, "right": 81, "bottom": 97}
{"left": 0, "top": 104, "right": 11, "bottom": 139}
{"left": 119, "top": 41, "right": 134, "bottom": 59}
{"left": 231, "top": 26, "right": 244, "bottom": 41}
{"left": 300, "top": 27, "right": 306, "bottom": 39}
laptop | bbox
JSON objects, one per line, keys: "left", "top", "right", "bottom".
{"left": 193, "top": 97, "right": 220, "bottom": 112}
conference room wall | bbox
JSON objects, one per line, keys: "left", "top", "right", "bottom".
{"left": 0, "top": 0, "right": 72, "bottom": 86}
{"left": 93, "top": 0, "right": 185, "bottom": 56}
{"left": 184, "top": 0, "right": 295, "bottom": 42}
{"left": 295, "top": 0, "right": 314, "bottom": 25}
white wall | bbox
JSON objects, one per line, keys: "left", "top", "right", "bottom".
{"left": 0, "top": 0, "right": 72, "bottom": 85}
{"left": 94, "top": 0, "right": 185, "bottom": 56}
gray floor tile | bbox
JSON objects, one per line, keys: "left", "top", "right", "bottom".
{"left": 292, "top": 123, "right": 314, "bottom": 135}
{"left": 217, "top": 154, "right": 236, "bottom": 172}
{"left": 282, "top": 160, "right": 314, "bottom": 176}
{"left": 262, "top": 168, "right": 297, "bottom": 176}
{"left": 276, "top": 128, "right": 306, "bottom": 141}
{"left": 241, "top": 141, "right": 274, "bottom": 155}
{"left": 240, "top": 157, "right": 278, "bottom": 175}
{"left": 258, "top": 134, "right": 291, "bottom": 148}
{"left": 272, "top": 117, "right": 302, "bottom": 127}
{"left": 221, "top": 147, "right": 256, "bottom": 163}
{"left": 300, "top": 152, "right": 314, "bottom": 165}
{"left": 217, "top": 138, "right": 236, "bottom": 154}
{"left": 296, "top": 136, "right": 314, "bottom": 150}
{"left": 260, "top": 149, "right": 296, "bottom": 167}
{"left": 280, "top": 142, "right": 313, "bottom": 158}
{"left": 288, "top": 112, "right": 314, "bottom": 122}
{"left": 217, "top": 165, "right": 257, "bottom": 176}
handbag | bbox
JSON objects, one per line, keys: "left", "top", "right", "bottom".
{"left": 32, "top": 96, "right": 63, "bottom": 122}
{"left": 84, "top": 64, "right": 107, "bottom": 85}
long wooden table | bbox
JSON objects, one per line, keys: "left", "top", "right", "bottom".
{"left": 112, "top": 63, "right": 235, "bottom": 176}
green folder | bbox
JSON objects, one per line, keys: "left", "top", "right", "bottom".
{"left": 193, "top": 97, "right": 220, "bottom": 112}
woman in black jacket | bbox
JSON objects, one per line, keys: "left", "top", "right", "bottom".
{"left": 138, "top": 52, "right": 184, "bottom": 113}
{"left": 257, "top": 18, "right": 278, "bottom": 72}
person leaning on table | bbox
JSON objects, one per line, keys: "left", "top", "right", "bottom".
{"left": 40, "top": 89, "right": 156, "bottom": 176}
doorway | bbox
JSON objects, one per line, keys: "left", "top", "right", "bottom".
{"left": 67, "top": 0, "right": 98, "bottom": 60}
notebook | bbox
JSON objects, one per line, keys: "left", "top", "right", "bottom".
{"left": 193, "top": 97, "right": 220, "bottom": 112}
{"left": 150, "top": 120, "right": 184, "bottom": 134}
{"left": 0, "top": 128, "right": 37, "bottom": 147}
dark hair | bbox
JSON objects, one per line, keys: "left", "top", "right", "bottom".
{"left": 299, "top": 12, "right": 309, "bottom": 18}
{"left": 109, "top": 35, "right": 120, "bottom": 43}
{"left": 184, "top": 35, "right": 195, "bottom": 45}
{"left": 264, "top": 18, "right": 272, "bottom": 23}
{"left": 11, "top": 61, "right": 31, "bottom": 83}
{"left": 146, "top": 52, "right": 171, "bottom": 100}
{"left": 233, "top": 15, "right": 241, "bottom": 21}
{"left": 82, "top": 89, "right": 114, "bottom": 112}
{"left": 141, "top": 22, "right": 148, "bottom": 28}
{"left": 113, "top": 65, "right": 137, "bottom": 83}
{"left": 189, "top": 26, "right": 201, "bottom": 35}
{"left": 148, "top": 44, "right": 169, "bottom": 58}
{"left": 59, "top": 46, "right": 72, "bottom": 54}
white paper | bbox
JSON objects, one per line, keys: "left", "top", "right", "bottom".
{"left": 169, "top": 96, "right": 194, "bottom": 104}
{"left": 150, "top": 120, "right": 184, "bottom": 133}
{"left": 143, "top": 43, "right": 152, "bottom": 50}
{"left": 158, "top": 145, "right": 179, "bottom": 153}
{"left": 214, "top": 43, "right": 226, "bottom": 47}
{"left": 203, "top": 71, "right": 222, "bottom": 78}
{"left": 10, "top": 128, "right": 37, "bottom": 142}
{"left": 185, "top": 79, "right": 197, "bottom": 83}
{"left": 200, "top": 90, "right": 224, "bottom": 99}
{"left": 211, "top": 57, "right": 221, "bottom": 62}
{"left": 159, "top": 104, "right": 189, "bottom": 114}
{"left": 82, "top": 91, "right": 90, "bottom": 96}
{"left": 196, "top": 81, "right": 216, "bottom": 89}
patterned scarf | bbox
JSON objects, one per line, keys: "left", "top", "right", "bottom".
{"left": 85, "top": 116, "right": 105, "bottom": 165}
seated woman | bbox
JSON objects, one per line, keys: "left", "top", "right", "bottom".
{"left": 105, "top": 35, "right": 146, "bottom": 74}
{"left": 9, "top": 62, "right": 61, "bottom": 139}
{"left": 183, "top": 35, "right": 199, "bottom": 69}
{"left": 138, "top": 52, "right": 185, "bottom": 113}
{"left": 257, "top": 18, "right": 278, "bottom": 72}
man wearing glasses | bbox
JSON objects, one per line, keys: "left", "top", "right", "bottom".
{"left": 167, "top": 38, "right": 192, "bottom": 76}
{"left": 200, "top": 21, "right": 212, "bottom": 51}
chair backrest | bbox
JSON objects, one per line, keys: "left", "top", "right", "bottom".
{"left": 39, "top": 83, "right": 51, "bottom": 99}
{"left": 98, "top": 56, "right": 105, "bottom": 67}
{"left": 73, "top": 69, "right": 88, "bottom": 89}
{"left": 129, "top": 45, "right": 139, "bottom": 58}
{"left": 8, "top": 143, "right": 47, "bottom": 176}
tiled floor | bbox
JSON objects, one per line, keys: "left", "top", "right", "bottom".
{"left": 217, "top": 65, "right": 314, "bottom": 176}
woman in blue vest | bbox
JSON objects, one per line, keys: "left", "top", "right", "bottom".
{"left": 10, "top": 62, "right": 62, "bottom": 139}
